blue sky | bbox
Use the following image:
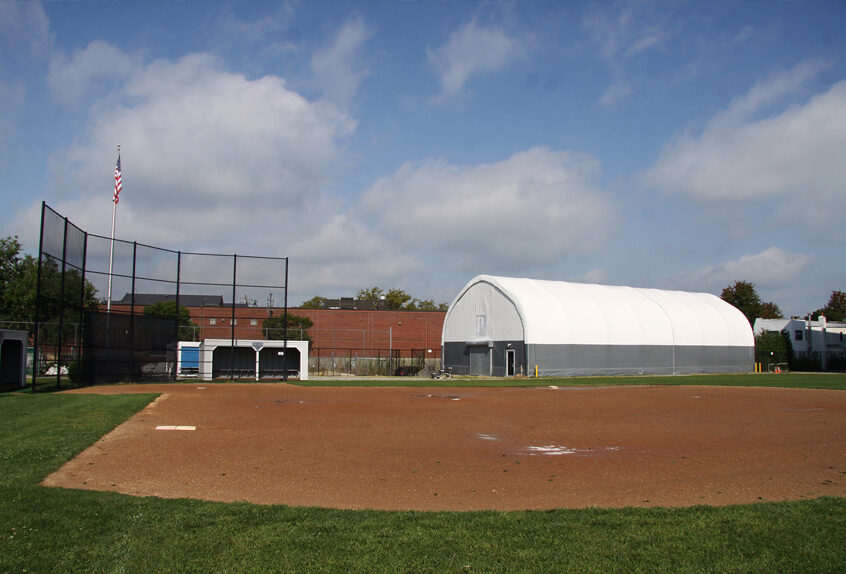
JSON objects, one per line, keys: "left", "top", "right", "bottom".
{"left": 1, "top": 0, "right": 845, "bottom": 315}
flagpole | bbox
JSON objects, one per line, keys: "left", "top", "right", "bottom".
{"left": 107, "top": 144, "right": 120, "bottom": 314}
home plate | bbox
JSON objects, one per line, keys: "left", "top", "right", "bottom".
{"left": 155, "top": 425, "right": 196, "bottom": 431}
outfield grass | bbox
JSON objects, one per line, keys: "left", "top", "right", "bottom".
{"left": 298, "top": 372, "right": 846, "bottom": 391}
{"left": 1, "top": 383, "right": 844, "bottom": 573}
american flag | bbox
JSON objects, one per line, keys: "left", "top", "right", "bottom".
{"left": 113, "top": 151, "right": 122, "bottom": 204}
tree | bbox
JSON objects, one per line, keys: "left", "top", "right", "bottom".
{"left": 1, "top": 235, "right": 99, "bottom": 332}
{"left": 143, "top": 301, "right": 197, "bottom": 341}
{"left": 720, "top": 281, "right": 781, "bottom": 326}
{"left": 384, "top": 288, "right": 413, "bottom": 310}
{"left": 759, "top": 301, "right": 783, "bottom": 320}
{"left": 811, "top": 290, "right": 846, "bottom": 321}
{"left": 300, "top": 296, "right": 327, "bottom": 309}
{"left": 356, "top": 286, "right": 385, "bottom": 307}
{"left": 754, "top": 330, "right": 791, "bottom": 367}
{"left": 413, "top": 299, "right": 449, "bottom": 312}
{"left": 263, "top": 314, "right": 313, "bottom": 346}
{"left": 301, "top": 286, "right": 449, "bottom": 312}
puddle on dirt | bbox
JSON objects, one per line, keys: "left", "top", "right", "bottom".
{"left": 254, "top": 399, "right": 308, "bottom": 408}
{"left": 476, "top": 433, "right": 500, "bottom": 441}
{"left": 520, "top": 445, "right": 622, "bottom": 456}
{"left": 414, "top": 394, "right": 463, "bottom": 401}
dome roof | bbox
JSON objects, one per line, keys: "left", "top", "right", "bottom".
{"left": 444, "top": 275, "right": 753, "bottom": 348}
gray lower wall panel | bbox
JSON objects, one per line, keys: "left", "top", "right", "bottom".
{"left": 528, "top": 343, "right": 753, "bottom": 377}
{"left": 445, "top": 341, "right": 753, "bottom": 377}
{"left": 444, "top": 341, "right": 525, "bottom": 376}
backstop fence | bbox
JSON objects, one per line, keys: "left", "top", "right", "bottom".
{"left": 33, "top": 202, "right": 290, "bottom": 388}
{"left": 32, "top": 203, "right": 440, "bottom": 388}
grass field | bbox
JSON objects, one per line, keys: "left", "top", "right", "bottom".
{"left": 1, "top": 376, "right": 845, "bottom": 573}
{"left": 298, "top": 372, "right": 846, "bottom": 391}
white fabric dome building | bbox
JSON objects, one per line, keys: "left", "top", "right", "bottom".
{"left": 442, "top": 275, "right": 754, "bottom": 377}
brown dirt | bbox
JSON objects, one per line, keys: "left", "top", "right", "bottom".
{"left": 42, "top": 383, "right": 846, "bottom": 511}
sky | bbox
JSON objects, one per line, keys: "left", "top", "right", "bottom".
{"left": 1, "top": 0, "right": 845, "bottom": 316}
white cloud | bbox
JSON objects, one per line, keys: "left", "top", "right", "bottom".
{"left": 310, "top": 16, "right": 373, "bottom": 107}
{"left": 582, "top": 5, "right": 670, "bottom": 61}
{"left": 661, "top": 247, "right": 816, "bottom": 295}
{"left": 599, "top": 79, "right": 631, "bottom": 108}
{"left": 0, "top": 80, "right": 26, "bottom": 148}
{"left": 37, "top": 51, "right": 355, "bottom": 260}
{"left": 581, "top": 269, "right": 609, "bottom": 284}
{"left": 582, "top": 4, "right": 671, "bottom": 107}
{"left": 359, "top": 147, "right": 619, "bottom": 273}
{"left": 59, "top": 52, "right": 355, "bottom": 210}
{"left": 0, "top": 0, "right": 50, "bottom": 59}
{"left": 288, "top": 213, "right": 421, "bottom": 296}
{"left": 642, "top": 62, "right": 846, "bottom": 229}
{"left": 427, "top": 20, "right": 526, "bottom": 99}
{"left": 48, "top": 41, "right": 134, "bottom": 105}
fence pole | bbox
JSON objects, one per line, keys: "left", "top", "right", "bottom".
{"left": 129, "top": 242, "right": 137, "bottom": 384}
{"left": 283, "top": 257, "right": 288, "bottom": 382}
{"left": 230, "top": 254, "right": 237, "bottom": 382}
{"left": 32, "top": 202, "right": 46, "bottom": 392}
{"left": 56, "top": 216, "right": 69, "bottom": 388}
{"left": 173, "top": 250, "right": 181, "bottom": 382}
{"left": 78, "top": 231, "right": 88, "bottom": 384}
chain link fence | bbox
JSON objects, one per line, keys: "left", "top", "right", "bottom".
{"left": 34, "top": 202, "right": 289, "bottom": 387}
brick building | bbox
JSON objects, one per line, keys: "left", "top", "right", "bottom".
{"left": 110, "top": 294, "right": 445, "bottom": 357}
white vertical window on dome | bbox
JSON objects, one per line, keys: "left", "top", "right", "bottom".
{"left": 476, "top": 315, "right": 486, "bottom": 338}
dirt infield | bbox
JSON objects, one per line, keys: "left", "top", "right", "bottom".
{"left": 43, "top": 383, "right": 846, "bottom": 511}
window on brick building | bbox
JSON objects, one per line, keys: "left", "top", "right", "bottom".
{"left": 209, "top": 318, "right": 217, "bottom": 325}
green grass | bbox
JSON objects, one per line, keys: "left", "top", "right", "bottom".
{"left": 297, "top": 372, "right": 846, "bottom": 390}
{"left": 1, "top": 386, "right": 845, "bottom": 573}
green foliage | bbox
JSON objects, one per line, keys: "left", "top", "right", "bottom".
{"left": 1, "top": 235, "right": 99, "bottom": 333}
{"left": 263, "top": 314, "right": 313, "bottom": 345}
{"left": 811, "top": 291, "right": 846, "bottom": 321}
{"left": 143, "top": 301, "right": 197, "bottom": 341}
{"left": 720, "top": 280, "right": 781, "bottom": 325}
{"left": 755, "top": 331, "right": 791, "bottom": 366}
{"left": 1, "top": 392, "right": 845, "bottom": 573}
{"left": 356, "top": 286, "right": 448, "bottom": 311}
{"left": 356, "top": 286, "right": 385, "bottom": 306}
{"left": 759, "top": 301, "right": 783, "bottom": 319}
{"left": 302, "top": 287, "right": 448, "bottom": 311}
{"left": 300, "top": 296, "right": 327, "bottom": 309}
{"left": 294, "top": 373, "right": 846, "bottom": 390}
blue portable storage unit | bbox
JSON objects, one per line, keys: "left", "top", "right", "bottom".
{"left": 177, "top": 342, "right": 201, "bottom": 377}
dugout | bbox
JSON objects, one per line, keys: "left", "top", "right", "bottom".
{"left": 0, "top": 329, "right": 28, "bottom": 389}
{"left": 199, "top": 339, "right": 309, "bottom": 381}
{"left": 442, "top": 275, "right": 754, "bottom": 377}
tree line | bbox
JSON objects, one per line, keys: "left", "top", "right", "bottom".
{"left": 3, "top": 234, "right": 844, "bottom": 336}
{"left": 300, "top": 286, "right": 449, "bottom": 312}
{"left": 720, "top": 280, "right": 846, "bottom": 325}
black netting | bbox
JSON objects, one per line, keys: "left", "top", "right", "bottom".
{"left": 34, "top": 202, "right": 289, "bottom": 387}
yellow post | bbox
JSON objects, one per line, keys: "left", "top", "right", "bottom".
{"left": 534, "top": 365, "right": 538, "bottom": 377}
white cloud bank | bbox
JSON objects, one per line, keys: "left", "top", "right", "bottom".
{"left": 643, "top": 61, "right": 846, "bottom": 231}
{"left": 12, "top": 44, "right": 418, "bottom": 301}
{"left": 663, "top": 247, "right": 815, "bottom": 293}
{"left": 427, "top": 20, "right": 526, "bottom": 100}
{"left": 310, "top": 16, "right": 373, "bottom": 107}
{"left": 48, "top": 40, "right": 134, "bottom": 105}
{"left": 51, "top": 52, "right": 355, "bottom": 242}
{"left": 359, "top": 147, "right": 619, "bottom": 272}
